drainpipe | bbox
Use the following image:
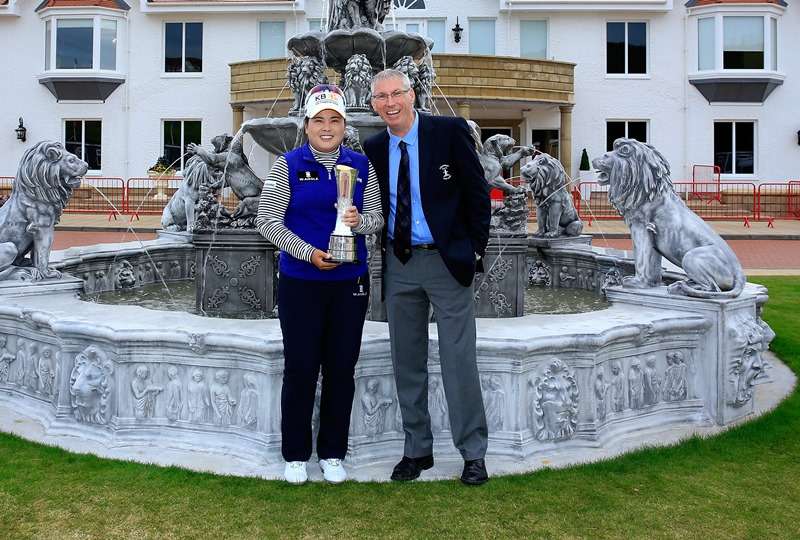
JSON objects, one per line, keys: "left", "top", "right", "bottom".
{"left": 683, "top": 10, "right": 689, "bottom": 179}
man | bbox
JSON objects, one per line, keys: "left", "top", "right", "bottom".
{"left": 363, "top": 69, "right": 491, "bottom": 485}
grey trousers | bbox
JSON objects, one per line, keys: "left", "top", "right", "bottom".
{"left": 385, "top": 247, "right": 488, "bottom": 461}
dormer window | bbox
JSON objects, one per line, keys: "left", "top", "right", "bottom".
{"left": 44, "top": 16, "right": 119, "bottom": 72}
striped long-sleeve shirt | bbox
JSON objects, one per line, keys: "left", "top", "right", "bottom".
{"left": 255, "top": 146, "right": 383, "bottom": 262}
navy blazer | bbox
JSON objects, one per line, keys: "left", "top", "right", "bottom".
{"left": 363, "top": 114, "right": 491, "bottom": 288}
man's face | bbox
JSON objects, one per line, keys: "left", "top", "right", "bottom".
{"left": 371, "top": 77, "right": 416, "bottom": 136}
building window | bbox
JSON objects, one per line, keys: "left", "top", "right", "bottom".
{"left": 65, "top": 120, "right": 102, "bottom": 171}
{"left": 698, "top": 17, "right": 715, "bottom": 70}
{"left": 723, "top": 16, "right": 763, "bottom": 69}
{"left": 714, "top": 121, "right": 754, "bottom": 175}
{"left": 427, "top": 19, "right": 445, "bottom": 51}
{"left": 163, "top": 120, "right": 201, "bottom": 171}
{"left": 531, "top": 129, "right": 560, "bottom": 160}
{"left": 469, "top": 19, "right": 495, "bottom": 55}
{"left": 393, "top": 0, "right": 426, "bottom": 8}
{"left": 771, "top": 17, "right": 777, "bottom": 70}
{"left": 308, "top": 18, "right": 322, "bottom": 32}
{"left": 45, "top": 17, "right": 118, "bottom": 71}
{"left": 520, "top": 20, "right": 547, "bottom": 59}
{"left": 607, "top": 22, "right": 647, "bottom": 75}
{"left": 259, "top": 21, "right": 286, "bottom": 59}
{"left": 165, "top": 22, "right": 203, "bottom": 73}
{"left": 606, "top": 120, "right": 648, "bottom": 151}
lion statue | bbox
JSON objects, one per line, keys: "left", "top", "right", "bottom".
{"left": 592, "top": 138, "right": 745, "bottom": 298}
{"left": 342, "top": 53, "right": 372, "bottom": 110}
{"left": 69, "top": 345, "right": 114, "bottom": 425}
{"left": 479, "top": 134, "right": 536, "bottom": 195}
{"left": 521, "top": 153, "right": 583, "bottom": 238}
{"left": 160, "top": 148, "right": 223, "bottom": 232}
{"left": 288, "top": 56, "right": 328, "bottom": 115}
{"left": 0, "top": 141, "right": 88, "bottom": 281}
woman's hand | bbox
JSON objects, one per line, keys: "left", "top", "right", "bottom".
{"left": 342, "top": 206, "right": 361, "bottom": 228}
{"left": 311, "top": 249, "right": 339, "bottom": 270}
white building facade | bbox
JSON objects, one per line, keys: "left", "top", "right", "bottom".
{"left": 0, "top": 0, "right": 797, "bottom": 183}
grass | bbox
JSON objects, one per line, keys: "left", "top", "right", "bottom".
{"left": 1, "top": 277, "right": 799, "bottom": 539}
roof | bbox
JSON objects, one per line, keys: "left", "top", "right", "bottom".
{"left": 36, "top": 0, "right": 130, "bottom": 10}
{"left": 685, "top": 0, "right": 787, "bottom": 6}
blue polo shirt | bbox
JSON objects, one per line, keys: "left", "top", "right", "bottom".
{"left": 387, "top": 113, "right": 434, "bottom": 245}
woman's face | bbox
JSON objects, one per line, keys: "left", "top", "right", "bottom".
{"left": 305, "top": 109, "right": 345, "bottom": 153}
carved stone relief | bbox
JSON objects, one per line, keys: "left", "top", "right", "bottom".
{"left": 69, "top": 345, "right": 114, "bottom": 425}
{"left": 131, "top": 365, "right": 162, "bottom": 419}
{"left": 361, "top": 378, "right": 393, "bottom": 437}
{"left": 165, "top": 366, "right": 183, "bottom": 422}
{"left": 210, "top": 369, "right": 236, "bottom": 426}
{"left": 642, "top": 355, "right": 661, "bottom": 406}
{"left": 527, "top": 259, "right": 552, "bottom": 287}
{"left": 594, "top": 371, "right": 607, "bottom": 422}
{"left": 237, "top": 373, "right": 259, "bottom": 430}
{"left": 37, "top": 347, "right": 57, "bottom": 398}
{"left": 608, "top": 360, "right": 625, "bottom": 412}
{"left": 663, "top": 351, "right": 688, "bottom": 402}
{"left": 728, "top": 315, "right": 775, "bottom": 407}
{"left": 601, "top": 267, "right": 622, "bottom": 291}
{"left": 187, "top": 368, "right": 211, "bottom": 423}
{"left": 530, "top": 358, "right": 579, "bottom": 442}
{"left": 428, "top": 375, "right": 449, "bottom": 432}
{"left": 114, "top": 260, "right": 136, "bottom": 289}
{"left": 481, "top": 374, "right": 506, "bottom": 431}
{"left": 0, "top": 335, "right": 15, "bottom": 383}
{"left": 628, "top": 358, "right": 644, "bottom": 410}
{"left": 559, "top": 266, "right": 576, "bottom": 288}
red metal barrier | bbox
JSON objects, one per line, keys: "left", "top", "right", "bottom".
{"left": 757, "top": 181, "right": 800, "bottom": 222}
{"left": 63, "top": 177, "right": 126, "bottom": 218}
{"left": 576, "top": 181, "right": 758, "bottom": 223}
{"left": 125, "top": 176, "right": 180, "bottom": 218}
{"left": 691, "top": 164, "right": 721, "bottom": 203}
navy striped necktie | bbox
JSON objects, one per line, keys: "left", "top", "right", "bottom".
{"left": 393, "top": 140, "right": 412, "bottom": 263}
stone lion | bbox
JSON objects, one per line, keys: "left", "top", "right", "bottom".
{"left": 342, "top": 53, "right": 372, "bottom": 110}
{"left": 160, "top": 150, "right": 223, "bottom": 232}
{"left": 479, "top": 134, "right": 536, "bottom": 195}
{"left": 69, "top": 345, "right": 114, "bottom": 425}
{"left": 0, "top": 141, "right": 88, "bottom": 281}
{"left": 592, "top": 138, "right": 745, "bottom": 298}
{"left": 288, "top": 56, "right": 328, "bottom": 115}
{"left": 521, "top": 153, "right": 583, "bottom": 238}
{"left": 392, "top": 56, "right": 434, "bottom": 112}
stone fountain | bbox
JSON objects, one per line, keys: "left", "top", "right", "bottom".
{"left": 0, "top": 6, "right": 791, "bottom": 481}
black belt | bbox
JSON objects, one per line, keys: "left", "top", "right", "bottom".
{"left": 412, "top": 243, "right": 438, "bottom": 250}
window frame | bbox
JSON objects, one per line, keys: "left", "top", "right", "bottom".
{"left": 605, "top": 119, "right": 649, "bottom": 151}
{"left": 468, "top": 18, "right": 497, "bottom": 56}
{"left": 43, "top": 14, "right": 120, "bottom": 73}
{"left": 713, "top": 120, "right": 757, "bottom": 178}
{"left": 64, "top": 118, "right": 103, "bottom": 175}
{"left": 161, "top": 119, "right": 202, "bottom": 172}
{"left": 693, "top": 11, "right": 781, "bottom": 73}
{"left": 162, "top": 21, "right": 204, "bottom": 77}
{"left": 605, "top": 20, "right": 650, "bottom": 79}
{"left": 520, "top": 19, "right": 549, "bottom": 60}
{"left": 258, "top": 20, "right": 287, "bottom": 60}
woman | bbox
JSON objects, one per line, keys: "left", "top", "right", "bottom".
{"left": 255, "top": 84, "right": 383, "bottom": 484}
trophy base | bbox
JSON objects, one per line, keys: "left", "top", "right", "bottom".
{"left": 328, "top": 234, "right": 359, "bottom": 264}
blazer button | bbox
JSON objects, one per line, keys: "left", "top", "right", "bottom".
{"left": 404, "top": 248, "right": 410, "bottom": 254}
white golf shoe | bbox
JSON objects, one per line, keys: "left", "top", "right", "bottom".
{"left": 319, "top": 458, "right": 347, "bottom": 483}
{"left": 284, "top": 461, "right": 308, "bottom": 484}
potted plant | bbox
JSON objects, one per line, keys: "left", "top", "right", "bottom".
{"left": 578, "top": 148, "right": 595, "bottom": 181}
{"left": 148, "top": 156, "right": 175, "bottom": 201}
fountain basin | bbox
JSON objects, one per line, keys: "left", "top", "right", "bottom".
{"left": 0, "top": 235, "right": 783, "bottom": 480}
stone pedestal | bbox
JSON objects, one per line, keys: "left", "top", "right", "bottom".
{"left": 193, "top": 230, "right": 276, "bottom": 318}
{"left": 474, "top": 235, "right": 528, "bottom": 317}
{"left": 605, "top": 284, "right": 774, "bottom": 425}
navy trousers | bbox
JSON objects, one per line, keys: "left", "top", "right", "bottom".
{"left": 278, "top": 273, "right": 370, "bottom": 462}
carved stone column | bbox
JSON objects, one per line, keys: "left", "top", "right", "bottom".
{"left": 457, "top": 101, "right": 471, "bottom": 120}
{"left": 559, "top": 104, "right": 574, "bottom": 180}
{"left": 232, "top": 105, "right": 245, "bottom": 135}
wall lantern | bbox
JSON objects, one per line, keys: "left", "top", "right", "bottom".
{"left": 15, "top": 117, "right": 26, "bottom": 143}
{"left": 452, "top": 17, "right": 463, "bottom": 43}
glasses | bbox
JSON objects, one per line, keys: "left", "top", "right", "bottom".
{"left": 309, "top": 84, "right": 344, "bottom": 96}
{"left": 371, "top": 89, "right": 410, "bottom": 103}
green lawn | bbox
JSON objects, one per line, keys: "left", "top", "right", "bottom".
{"left": 1, "top": 277, "right": 798, "bottom": 539}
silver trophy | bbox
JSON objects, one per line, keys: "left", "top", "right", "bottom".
{"left": 328, "top": 164, "right": 359, "bottom": 263}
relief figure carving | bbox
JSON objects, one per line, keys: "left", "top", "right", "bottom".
{"left": 165, "top": 366, "right": 183, "bottom": 422}
{"left": 0, "top": 335, "right": 16, "bottom": 383}
{"left": 609, "top": 360, "right": 625, "bottom": 412}
{"left": 628, "top": 358, "right": 645, "bottom": 410}
{"left": 210, "top": 369, "right": 236, "bottom": 426}
{"left": 237, "top": 373, "right": 259, "bottom": 430}
{"left": 131, "top": 365, "right": 162, "bottom": 419}
{"left": 663, "top": 351, "right": 688, "bottom": 402}
{"left": 187, "top": 369, "right": 211, "bottom": 423}
{"left": 69, "top": 345, "right": 114, "bottom": 425}
{"left": 361, "top": 378, "right": 393, "bottom": 437}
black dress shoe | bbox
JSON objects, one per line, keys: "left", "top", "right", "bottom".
{"left": 390, "top": 455, "right": 434, "bottom": 481}
{"left": 460, "top": 458, "right": 488, "bottom": 486}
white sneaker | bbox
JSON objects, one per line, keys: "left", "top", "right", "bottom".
{"left": 319, "top": 458, "right": 347, "bottom": 483}
{"left": 284, "top": 461, "right": 308, "bottom": 484}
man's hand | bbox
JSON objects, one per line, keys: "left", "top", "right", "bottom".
{"left": 311, "top": 249, "right": 340, "bottom": 270}
{"left": 342, "top": 206, "right": 361, "bottom": 228}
